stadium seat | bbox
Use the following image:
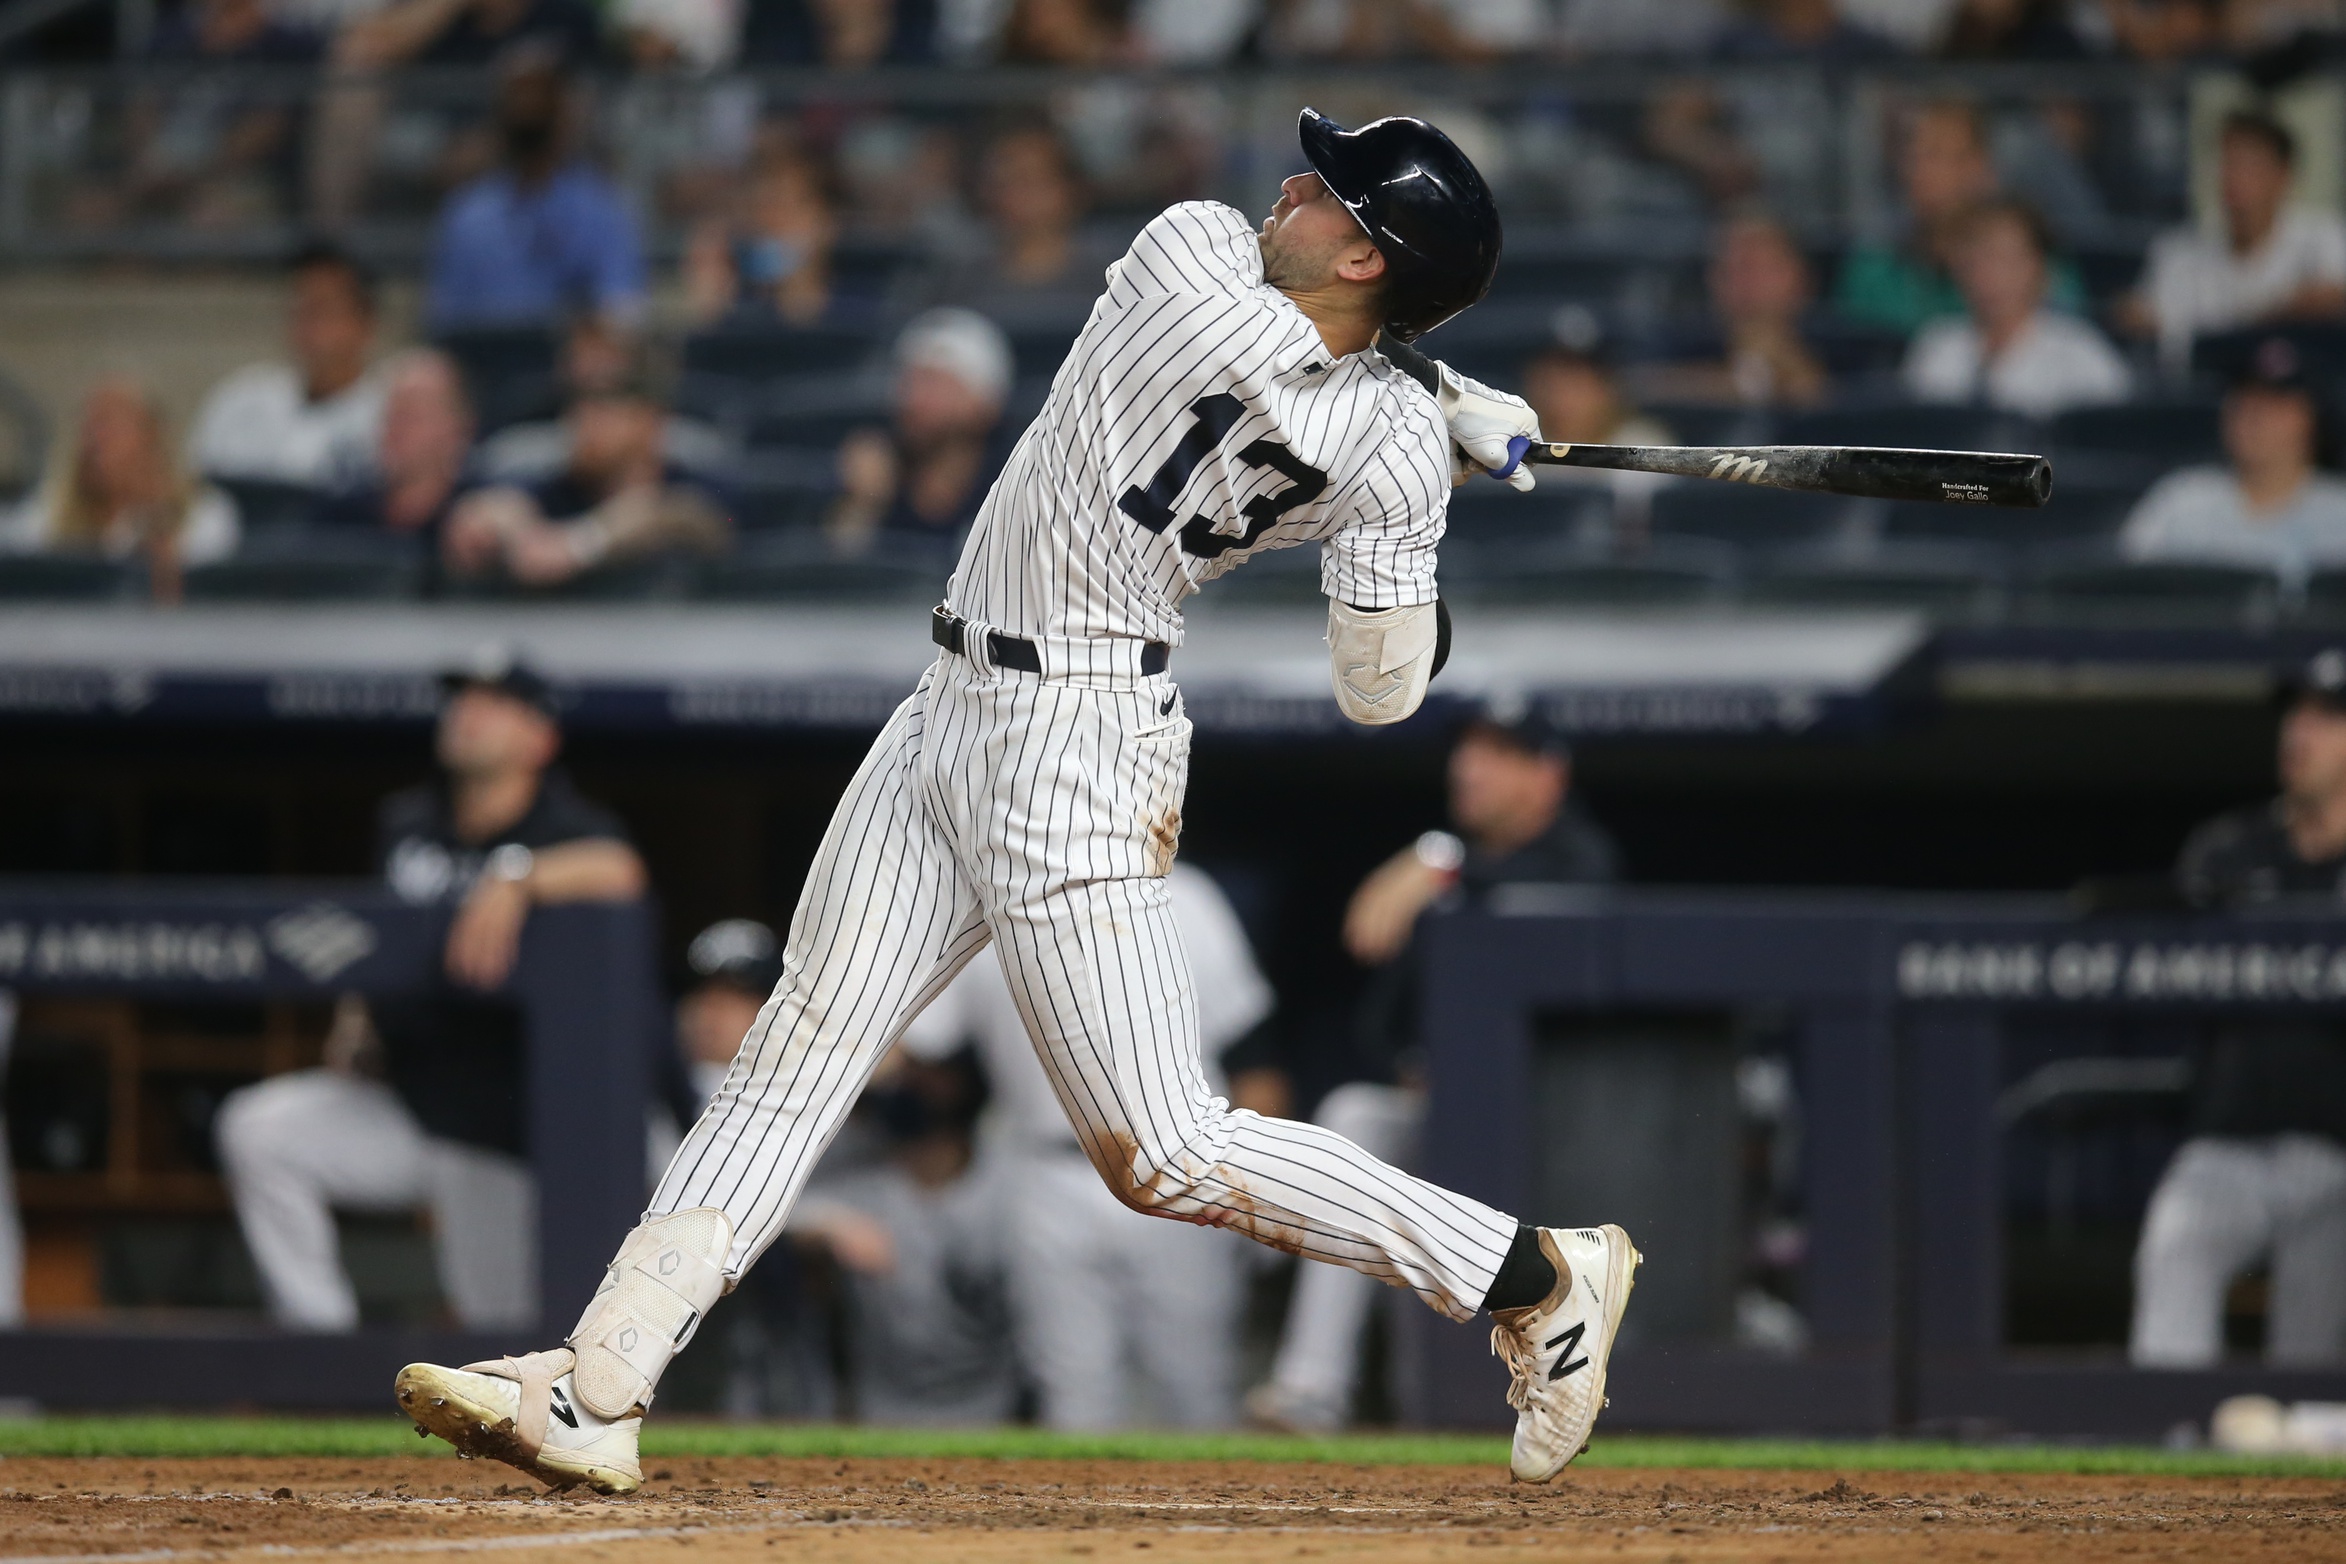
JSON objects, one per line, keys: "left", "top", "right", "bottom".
{"left": 1777, "top": 403, "right": 2037, "bottom": 454}
{"left": 726, "top": 449, "right": 837, "bottom": 531}
{"left": 682, "top": 322, "right": 889, "bottom": 391}
{"left": 743, "top": 405, "right": 889, "bottom": 452}
{"left": 1746, "top": 537, "right": 2005, "bottom": 616}
{"left": 2020, "top": 548, "right": 2277, "bottom": 626}
{"left": 439, "top": 557, "right": 698, "bottom": 603}
{"left": 0, "top": 554, "right": 133, "bottom": 600}
{"left": 1637, "top": 403, "right": 1777, "bottom": 449}
{"left": 213, "top": 477, "right": 329, "bottom": 533}
{"left": 435, "top": 325, "right": 561, "bottom": 433}
{"left": 2049, "top": 399, "right": 2223, "bottom": 492}
{"left": 1877, "top": 483, "right": 2137, "bottom": 548}
{"left": 695, "top": 531, "right": 953, "bottom": 602}
{"left": 183, "top": 530, "right": 427, "bottom": 601}
{"left": 1444, "top": 483, "right": 1605, "bottom": 547}
{"left": 1649, "top": 481, "right": 1843, "bottom": 545}
{"left": 1454, "top": 537, "right": 1732, "bottom": 607}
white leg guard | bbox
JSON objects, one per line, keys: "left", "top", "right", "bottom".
{"left": 566, "top": 1207, "right": 733, "bottom": 1420}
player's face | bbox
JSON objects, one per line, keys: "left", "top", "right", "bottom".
{"left": 1259, "top": 172, "right": 1374, "bottom": 291}
{"left": 1449, "top": 729, "right": 1568, "bottom": 847}
{"left": 436, "top": 687, "right": 558, "bottom": 781}
{"left": 2280, "top": 697, "right": 2346, "bottom": 807}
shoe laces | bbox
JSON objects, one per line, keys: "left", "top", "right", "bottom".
{"left": 1490, "top": 1320, "right": 1539, "bottom": 1414}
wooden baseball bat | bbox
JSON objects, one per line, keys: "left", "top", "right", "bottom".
{"left": 1521, "top": 441, "right": 2054, "bottom": 508}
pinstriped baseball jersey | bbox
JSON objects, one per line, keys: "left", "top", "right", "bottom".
{"left": 947, "top": 201, "right": 1452, "bottom": 663}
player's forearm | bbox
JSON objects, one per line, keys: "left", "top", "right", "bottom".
{"left": 523, "top": 840, "right": 648, "bottom": 903}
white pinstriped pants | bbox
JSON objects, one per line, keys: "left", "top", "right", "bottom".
{"left": 650, "top": 654, "right": 1518, "bottom": 1323}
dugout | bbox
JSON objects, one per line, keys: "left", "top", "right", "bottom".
{"left": 0, "top": 601, "right": 2339, "bottom": 1428}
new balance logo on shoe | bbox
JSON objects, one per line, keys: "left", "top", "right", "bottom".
{"left": 548, "top": 1386, "right": 578, "bottom": 1429}
{"left": 1544, "top": 1320, "right": 1590, "bottom": 1381}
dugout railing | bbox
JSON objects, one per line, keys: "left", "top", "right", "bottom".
{"left": 1412, "top": 890, "right": 2346, "bottom": 1440}
{"left": 0, "top": 882, "right": 658, "bottom": 1408}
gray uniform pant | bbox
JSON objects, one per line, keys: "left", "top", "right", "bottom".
{"left": 215, "top": 1068, "right": 537, "bottom": 1330}
{"left": 1261, "top": 1082, "right": 1426, "bottom": 1420}
{"left": 2130, "top": 1133, "right": 2346, "bottom": 1367}
{"left": 1007, "top": 1148, "right": 1243, "bottom": 1428}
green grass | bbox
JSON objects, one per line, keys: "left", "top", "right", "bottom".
{"left": 1, "top": 1417, "right": 2344, "bottom": 1478}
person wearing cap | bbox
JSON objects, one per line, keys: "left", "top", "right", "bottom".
{"left": 2125, "top": 111, "right": 2346, "bottom": 373}
{"left": 215, "top": 652, "right": 646, "bottom": 1330}
{"left": 1249, "top": 701, "right": 1618, "bottom": 1431}
{"left": 1514, "top": 317, "right": 1677, "bottom": 523}
{"left": 2131, "top": 649, "right": 2346, "bottom": 1367}
{"left": 2119, "top": 335, "right": 2346, "bottom": 590}
{"left": 826, "top": 308, "right": 1016, "bottom": 555}
{"left": 441, "top": 347, "right": 731, "bottom": 587}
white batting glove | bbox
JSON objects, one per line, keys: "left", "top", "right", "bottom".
{"left": 1434, "top": 361, "right": 1539, "bottom": 493}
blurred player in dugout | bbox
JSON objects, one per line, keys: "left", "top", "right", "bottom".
{"left": 2134, "top": 648, "right": 2346, "bottom": 1367}
{"left": 217, "top": 650, "right": 645, "bottom": 1329}
{"left": 1250, "top": 699, "right": 1618, "bottom": 1431}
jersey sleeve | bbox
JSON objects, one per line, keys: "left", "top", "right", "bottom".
{"left": 1104, "top": 201, "right": 1265, "bottom": 305}
{"left": 1320, "top": 387, "right": 1449, "bottom": 608}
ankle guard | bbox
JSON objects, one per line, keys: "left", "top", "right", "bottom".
{"left": 567, "top": 1208, "right": 733, "bottom": 1420}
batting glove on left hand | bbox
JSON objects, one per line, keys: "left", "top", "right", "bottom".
{"left": 1434, "top": 361, "right": 1539, "bottom": 493}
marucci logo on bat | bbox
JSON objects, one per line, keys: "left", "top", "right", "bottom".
{"left": 1708, "top": 454, "right": 1770, "bottom": 483}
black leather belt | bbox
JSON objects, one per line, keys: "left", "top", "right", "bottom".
{"left": 932, "top": 607, "right": 1168, "bottom": 677}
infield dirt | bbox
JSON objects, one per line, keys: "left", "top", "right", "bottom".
{"left": 0, "top": 1456, "right": 2341, "bottom": 1562}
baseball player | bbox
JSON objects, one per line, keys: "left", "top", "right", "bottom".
{"left": 900, "top": 860, "right": 1271, "bottom": 1428}
{"left": 396, "top": 109, "right": 1641, "bottom": 1489}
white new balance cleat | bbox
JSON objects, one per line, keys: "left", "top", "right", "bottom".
{"left": 394, "top": 1349, "right": 642, "bottom": 1495}
{"left": 1489, "top": 1224, "right": 1641, "bottom": 1483}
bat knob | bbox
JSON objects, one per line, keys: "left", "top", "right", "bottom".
{"left": 1493, "top": 435, "right": 1531, "bottom": 480}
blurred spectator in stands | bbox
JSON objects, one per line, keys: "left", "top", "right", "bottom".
{"left": 615, "top": 0, "right": 743, "bottom": 66}
{"left": 320, "top": 350, "right": 476, "bottom": 540}
{"left": 952, "top": 124, "right": 1112, "bottom": 300}
{"left": 901, "top": 862, "right": 1272, "bottom": 1429}
{"left": 2122, "top": 111, "right": 2346, "bottom": 372}
{"left": 1904, "top": 198, "right": 2132, "bottom": 417}
{"left": 1129, "top": 0, "right": 1254, "bottom": 60}
{"left": 1710, "top": 0, "right": 1896, "bottom": 58}
{"left": 739, "top": 0, "right": 937, "bottom": 63}
{"left": 1937, "top": 0, "right": 2087, "bottom": 54}
{"left": 189, "top": 241, "right": 385, "bottom": 494}
{"left": 1638, "top": 212, "right": 1832, "bottom": 410}
{"left": 425, "top": 48, "right": 644, "bottom": 334}
{"left": 1249, "top": 700, "right": 1618, "bottom": 1432}
{"left": 217, "top": 650, "right": 646, "bottom": 1331}
{"left": 0, "top": 378, "right": 239, "bottom": 603}
{"left": 2132, "top": 646, "right": 2346, "bottom": 1368}
{"left": 443, "top": 356, "right": 729, "bottom": 587}
{"left": 1837, "top": 98, "right": 2088, "bottom": 334}
{"left": 2121, "top": 335, "right": 2346, "bottom": 584}
{"left": 788, "top": 1048, "right": 1016, "bottom": 1424}
{"left": 333, "top": 0, "right": 601, "bottom": 69}
{"left": 2101, "top": 0, "right": 2223, "bottom": 59}
{"left": 828, "top": 308, "right": 1014, "bottom": 554}
{"left": 1554, "top": 0, "right": 1725, "bottom": 53}
{"left": 683, "top": 152, "right": 877, "bottom": 327}
{"left": 79, "top": 0, "right": 318, "bottom": 232}
{"left": 1520, "top": 312, "right": 1675, "bottom": 522}
{"left": 153, "top": 0, "right": 320, "bottom": 58}
{"left": 998, "top": 0, "right": 1130, "bottom": 62}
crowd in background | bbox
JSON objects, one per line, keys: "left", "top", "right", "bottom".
{"left": 21, "top": 0, "right": 2346, "bottom": 76}
{"left": 11, "top": 9, "right": 2346, "bottom": 602}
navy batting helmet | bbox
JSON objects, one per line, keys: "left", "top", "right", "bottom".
{"left": 1297, "top": 107, "right": 1502, "bottom": 342}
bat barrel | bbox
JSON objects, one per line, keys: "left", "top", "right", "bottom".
{"left": 1824, "top": 447, "right": 2052, "bottom": 508}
